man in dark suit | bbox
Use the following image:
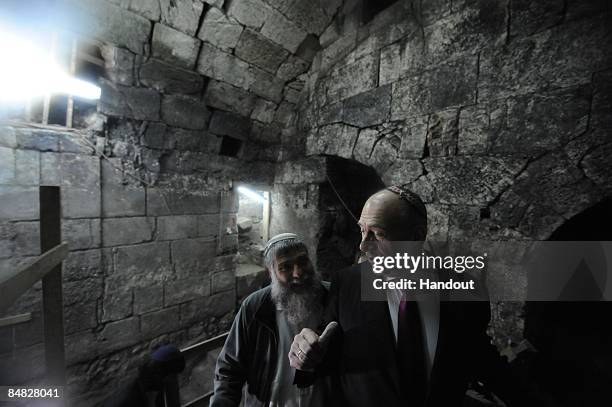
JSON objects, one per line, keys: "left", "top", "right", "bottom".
{"left": 289, "top": 186, "right": 525, "bottom": 406}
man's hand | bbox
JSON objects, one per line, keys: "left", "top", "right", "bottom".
{"left": 289, "top": 321, "right": 338, "bottom": 371}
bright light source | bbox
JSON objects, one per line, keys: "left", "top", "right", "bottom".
{"left": 237, "top": 186, "right": 267, "bottom": 203}
{"left": 0, "top": 29, "right": 101, "bottom": 102}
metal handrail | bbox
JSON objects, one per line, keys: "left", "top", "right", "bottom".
{"left": 176, "top": 332, "right": 229, "bottom": 407}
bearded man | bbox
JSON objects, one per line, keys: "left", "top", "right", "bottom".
{"left": 210, "top": 233, "right": 331, "bottom": 407}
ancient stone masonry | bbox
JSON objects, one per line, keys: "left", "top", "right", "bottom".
{"left": 0, "top": 0, "right": 344, "bottom": 404}
{"left": 296, "top": 0, "right": 612, "bottom": 344}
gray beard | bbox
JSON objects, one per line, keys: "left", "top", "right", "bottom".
{"left": 270, "top": 274, "right": 324, "bottom": 330}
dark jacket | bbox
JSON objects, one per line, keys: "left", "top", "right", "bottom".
{"left": 318, "top": 263, "right": 526, "bottom": 407}
{"left": 210, "top": 284, "right": 331, "bottom": 407}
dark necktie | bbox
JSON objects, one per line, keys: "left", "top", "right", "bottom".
{"left": 397, "top": 299, "right": 427, "bottom": 406}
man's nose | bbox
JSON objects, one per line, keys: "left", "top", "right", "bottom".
{"left": 292, "top": 264, "right": 303, "bottom": 279}
{"left": 359, "top": 234, "right": 374, "bottom": 253}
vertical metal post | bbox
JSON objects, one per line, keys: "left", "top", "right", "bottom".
{"left": 39, "top": 186, "right": 66, "bottom": 404}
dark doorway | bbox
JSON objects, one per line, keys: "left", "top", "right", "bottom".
{"left": 524, "top": 199, "right": 612, "bottom": 406}
{"left": 316, "top": 157, "right": 384, "bottom": 280}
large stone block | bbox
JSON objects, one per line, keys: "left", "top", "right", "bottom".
{"left": 212, "top": 269, "right": 235, "bottom": 293}
{"left": 0, "top": 186, "right": 39, "bottom": 220}
{"left": 114, "top": 241, "right": 172, "bottom": 280}
{"left": 591, "top": 69, "right": 612, "bottom": 130}
{"left": 197, "top": 214, "right": 220, "bottom": 239}
{"left": 0, "top": 146, "right": 15, "bottom": 184}
{"left": 325, "top": 53, "right": 379, "bottom": 105}
{"left": 161, "top": 95, "right": 211, "bottom": 130}
{"left": 197, "top": 7, "right": 244, "bottom": 50}
{"left": 100, "top": 45, "right": 135, "bottom": 86}
{"left": 101, "top": 161, "right": 146, "bottom": 217}
{"left": 248, "top": 68, "right": 285, "bottom": 103}
{"left": 63, "top": 249, "right": 105, "bottom": 281}
{"left": 11, "top": 221, "right": 40, "bottom": 257}
{"left": 171, "top": 238, "right": 217, "bottom": 278}
{"left": 102, "top": 217, "right": 154, "bottom": 247}
{"left": 274, "top": 157, "right": 327, "bottom": 184}
{"left": 134, "top": 284, "right": 164, "bottom": 314}
{"left": 152, "top": 23, "right": 201, "bottom": 69}
{"left": 209, "top": 111, "right": 251, "bottom": 139}
{"left": 204, "top": 290, "right": 236, "bottom": 317}
{"left": 424, "top": 156, "right": 527, "bottom": 205}
{"left": 479, "top": 15, "right": 612, "bottom": 100}
{"left": 71, "top": 0, "right": 151, "bottom": 54}
{"left": 126, "top": 0, "right": 161, "bottom": 20}
{"left": 277, "top": 56, "right": 310, "bottom": 82}
{"left": 157, "top": 215, "right": 199, "bottom": 240}
{"left": 381, "top": 159, "right": 423, "bottom": 186}
{"left": 140, "top": 306, "right": 180, "bottom": 339}
{"left": 510, "top": 0, "right": 564, "bottom": 37}
{"left": 147, "top": 189, "right": 220, "bottom": 216}
{"left": 164, "top": 276, "right": 211, "bottom": 306}
{"left": 98, "top": 317, "right": 140, "bottom": 351}
{"left": 261, "top": 7, "right": 308, "bottom": 53}
{"left": 204, "top": 80, "right": 258, "bottom": 117}
{"left": 342, "top": 85, "right": 391, "bottom": 128}
{"left": 64, "top": 300, "right": 97, "bottom": 335}
{"left": 99, "top": 80, "right": 161, "bottom": 120}
{"left": 458, "top": 87, "right": 590, "bottom": 155}
{"left": 235, "top": 29, "right": 289, "bottom": 74}
{"left": 391, "top": 56, "right": 477, "bottom": 120}
{"left": 14, "top": 149, "right": 39, "bottom": 185}
{"left": 140, "top": 59, "right": 204, "bottom": 95}
{"left": 306, "top": 124, "right": 358, "bottom": 159}
{"left": 62, "top": 219, "right": 101, "bottom": 250}
{"left": 398, "top": 116, "right": 429, "bottom": 159}
{"left": 197, "top": 43, "right": 254, "bottom": 88}
{"left": 62, "top": 187, "right": 102, "bottom": 219}
{"left": 159, "top": 0, "right": 204, "bottom": 36}
{"left": 426, "top": 109, "right": 459, "bottom": 157}
{"left": 227, "top": 0, "right": 270, "bottom": 29}
{"left": 251, "top": 99, "right": 277, "bottom": 123}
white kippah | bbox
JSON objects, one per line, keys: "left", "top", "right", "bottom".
{"left": 263, "top": 233, "right": 299, "bottom": 257}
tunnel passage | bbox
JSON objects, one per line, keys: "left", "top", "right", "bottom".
{"left": 524, "top": 199, "right": 612, "bottom": 406}
{"left": 316, "top": 156, "right": 384, "bottom": 280}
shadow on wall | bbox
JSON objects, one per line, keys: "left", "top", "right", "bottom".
{"left": 316, "top": 156, "right": 384, "bottom": 280}
{"left": 524, "top": 199, "right": 612, "bottom": 406}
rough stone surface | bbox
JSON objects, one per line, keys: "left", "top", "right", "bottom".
{"left": 342, "top": 85, "right": 391, "bottom": 128}
{"left": 162, "top": 95, "right": 211, "bottom": 130}
{"left": 391, "top": 56, "right": 477, "bottom": 120}
{"left": 204, "top": 80, "right": 258, "bottom": 117}
{"left": 159, "top": 0, "right": 204, "bottom": 36}
{"left": 101, "top": 45, "right": 135, "bottom": 86}
{"left": 235, "top": 29, "right": 290, "bottom": 73}
{"left": 152, "top": 23, "right": 201, "bottom": 69}
{"left": 209, "top": 111, "right": 251, "bottom": 139}
{"left": 102, "top": 217, "right": 154, "bottom": 247}
{"left": 227, "top": 0, "right": 270, "bottom": 29}
{"left": 306, "top": 124, "right": 358, "bottom": 159}
{"left": 99, "top": 80, "right": 161, "bottom": 120}
{"left": 73, "top": 0, "right": 151, "bottom": 54}
{"left": 140, "top": 59, "right": 204, "bottom": 95}
{"left": 197, "top": 7, "right": 244, "bottom": 50}
{"left": 261, "top": 7, "right": 308, "bottom": 53}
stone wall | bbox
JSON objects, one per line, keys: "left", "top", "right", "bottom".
{"left": 0, "top": 123, "right": 241, "bottom": 404}
{"left": 0, "top": 0, "right": 341, "bottom": 403}
{"left": 296, "top": 0, "right": 612, "bottom": 344}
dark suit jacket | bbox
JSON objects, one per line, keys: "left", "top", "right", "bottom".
{"left": 321, "top": 263, "right": 522, "bottom": 407}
